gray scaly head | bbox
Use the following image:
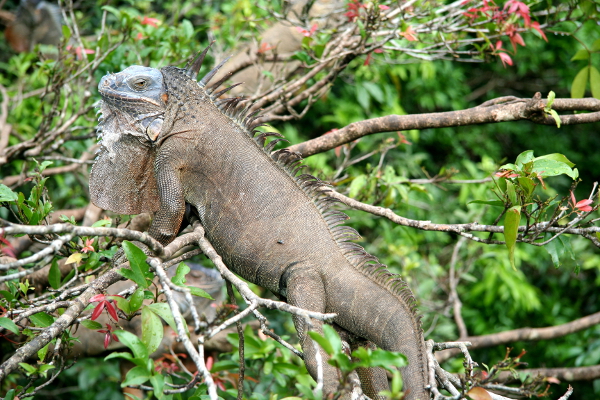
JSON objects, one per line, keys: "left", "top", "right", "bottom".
{"left": 90, "top": 66, "right": 168, "bottom": 215}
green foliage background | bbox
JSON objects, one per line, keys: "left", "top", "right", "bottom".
{"left": 0, "top": 0, "right": 599, "bottom": 399}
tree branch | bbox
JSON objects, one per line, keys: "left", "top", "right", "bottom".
{"left": 288, "top": 95, "right": 600, "bottom": 157}
{"left": 495, "top": 365, "right": 600, "bottom": 382}
{"left": 436, "top": 311, "right": 600, "bottom": 363}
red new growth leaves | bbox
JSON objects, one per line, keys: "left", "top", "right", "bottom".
{"left": 258, "top": 42, "right": 275, "bottom": 54}
{"left": 81, "top": 238, "right": 95, "bottom": 253}
{"left": 345, "top": 0, "right": 365, "bottom": 22}
{"left": 89, "top": 294, "right": 123, "bottom": 321}
{"left": 462, "top": 0, "right": 547, "bottom": 67}
{"left": 98, "top": 323, "right": 119, "bottom": 349}
{"left": 0, "top": 233, "right": 16, "bottom": 258}
{"left": 140, "top": 16, "right": 160, "bottom": 27}
{"left": 66, "top": 45, "right": 94, "bottom": 60}
{"left": 570, "top": 191, "right": 593, "bottom": 213}
{"left": 296, "top": 23, "right": 318, "bottom": 37}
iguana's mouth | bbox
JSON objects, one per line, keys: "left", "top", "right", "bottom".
{"left": 99, "top": 87, "right": 163, "bottom": 108}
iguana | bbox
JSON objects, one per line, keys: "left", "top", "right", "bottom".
{"left": 90, "top": 47, "right": 429, "bottom": 400}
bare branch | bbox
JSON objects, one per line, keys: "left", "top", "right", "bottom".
{"left": 496, "top": 366, "right": 600, "bottom": 382}
{"left": 436, "top": 311, "right": 600, "bottom": 363}
{"left": 288, "top": 95, "right": 600, "bottom": 157}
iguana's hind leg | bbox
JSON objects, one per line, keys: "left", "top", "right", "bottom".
{"left": 286, "top": 268, "right": 353, "bottom": 398}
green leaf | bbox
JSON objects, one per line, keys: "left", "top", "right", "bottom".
{"left": 514, "top": 150, "right": 534, "bottom": 168}
{"left": 142, "top": 307, "right": 163, "bottom": 354}
{"left": 571, "top": 66, "right": 589, "bottom": 98}
{"left": 48, "top": 259, "right": 61, "bottom": 289}
{"left": 517, "top": 177, "right": 535, "bottom": 199}
{"left": 533, "top": 153, "right": 575, "bottom": 168}
{"left": 80, "top": 319, "right": 103, "bottom": 330}
{"left": 0, "top": 317, "right": 20, "bottom": 335}
{"left": 549, "top": 109, "right": 561, "bottom": 128}
{"left": 181, "top": 19, "right": 194, "bottom": 38}
{"left": 30, "top": 312, "right": 54, "bottom": 327}
{"left": 170, "top": 263, "right": 213, "bottom": 299}
{"left": 122, "top": 365, "right": 151, "bottom": 387}
{"left": 38, "top": 343, "right": 49, "bottom": 362}
{"left": 504, "top": 206, "right": 521, "bottom": 271}
{"left": 544, "top": 233, "right": 562, "bottom": 268}
{"left": 171, "top": 263, "right": 190, "bottom": 286}
{"left": 349, "top": 175, "right": 368, "bottom": 198}
{"left": 19, "top": 362, "right": 38, "bottom": 375}
{"left": 129, "top": 287, "right": 145, "bottom": 312}
{"left": 92, "top": 219, "right": 112, "bottom": 228}
{"left": 0, "top": 184, "right": 18, "bottom": 201}
{"left": 38, "top": 364, "right": 55, "bottom": 377}
{"left": 61, "top": 25, "right": 71, "bottom": 42}
{"left": 570, "top": 49, "right": 589, "bottom": 61}
{"left": 147, "top": 303, "right": 178, "bottom": 332}
{"left": 558, "top": 235, "right": 579, "bottom": 273}
{"left": 150, "top": 374, "right": 165, "bottom": 399}
{"left": 546, "top": 90, "right": 556, "bottom": 108}
{"left": 111, "top": 295, "right": 131, "bottom": 315}
{"left": 592, "top": 39, "right": 600, "bottom": 52}
{"left": 104, "top": 351, "right": 136, "bottom": 363}
{"left": 35, "top": 160, "right": 53, "bottom": 172}
{"left": 363, "top": 82, "right": 384, "bottom": 103}
{"left": 356, "top": 85, "right": 370, "bottom": 110}
{"left": 114, "top": 330, "right": 149, "bottom": 360}
{"left": 308, "top": 331, "right": 334, "bottom": 356}
{"left": 530, "top": 158, "right": 578, "bottom": 179}
{"left": 188, "top": 286, "right": 213, "bottom": 299}
{"left": 323, "top": 325, "right": 343, "bottom": 355}
{"left": 121, "top": 241, "right": 150, "bottom": 288}
{"left": 590, "top": 66, "right": 600, "bottom": 99}
{"left": 4, "top": 389, "right": 15, "bottom": 400}
{"left": 506, "top": 180, "right": 517, "bottom": 206}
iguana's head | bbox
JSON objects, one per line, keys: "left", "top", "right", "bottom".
{"left": 98, "top": 65, "right": 167, "bottom": 142}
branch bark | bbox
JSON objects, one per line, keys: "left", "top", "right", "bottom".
{"left": 436, "top": 311, "right": 600, "bottom": 363}
{"left": 494, "top": 365, "right": 600, "bottom": 382}
{"left": 287, "top": 95, "right": 600, "bottom": 157}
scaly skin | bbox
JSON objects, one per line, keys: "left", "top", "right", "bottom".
{"left": 91, "top": 55, "right": 430, "bottom": 400}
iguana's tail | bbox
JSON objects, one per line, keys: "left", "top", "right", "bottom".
{"left": 327, "top": 265, "right": 430, "bottom": 400}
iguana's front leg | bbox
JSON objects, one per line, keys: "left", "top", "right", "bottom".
{"left": 148, "top": 152, "right": 186, "bottom": 246}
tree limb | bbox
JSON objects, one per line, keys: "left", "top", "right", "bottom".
{"left": 288, "top": 95, "right": 600, "bottom": 157}
{"left": 495, "top": 365, "right": 600, "bottom": 382}
{"left": 436, "top": 311, "right": 600, "bottom": 363}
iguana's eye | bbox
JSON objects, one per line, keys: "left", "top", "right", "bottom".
{"left": 130, "top": 78, "right": 149, "bottom": 90}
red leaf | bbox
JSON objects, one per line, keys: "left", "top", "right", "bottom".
{"left": 0, "top": 234, "right": 16, "bottom": 258}
{"left": 531, "top": 21, "right": 547, "bottom": 41}
{"left": 140, "top": 16, "right": 159, "bottom": 27}
{"left": 89, "top": 294, "right": 106, "bottom": 303}
{"left": 105, "top": 301, "right": 119, "bottom": 321}
{"left": 498, "top": 52, "right": 513, "bottom": 67}
{"left": 91, "top": 303, "right": 104, "bottom": 321}
{"left": 575, "top": 199, "right": 593, "bottom": 212}
{"left": 104, "top": 332, "right": 111, "bottom": 349}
